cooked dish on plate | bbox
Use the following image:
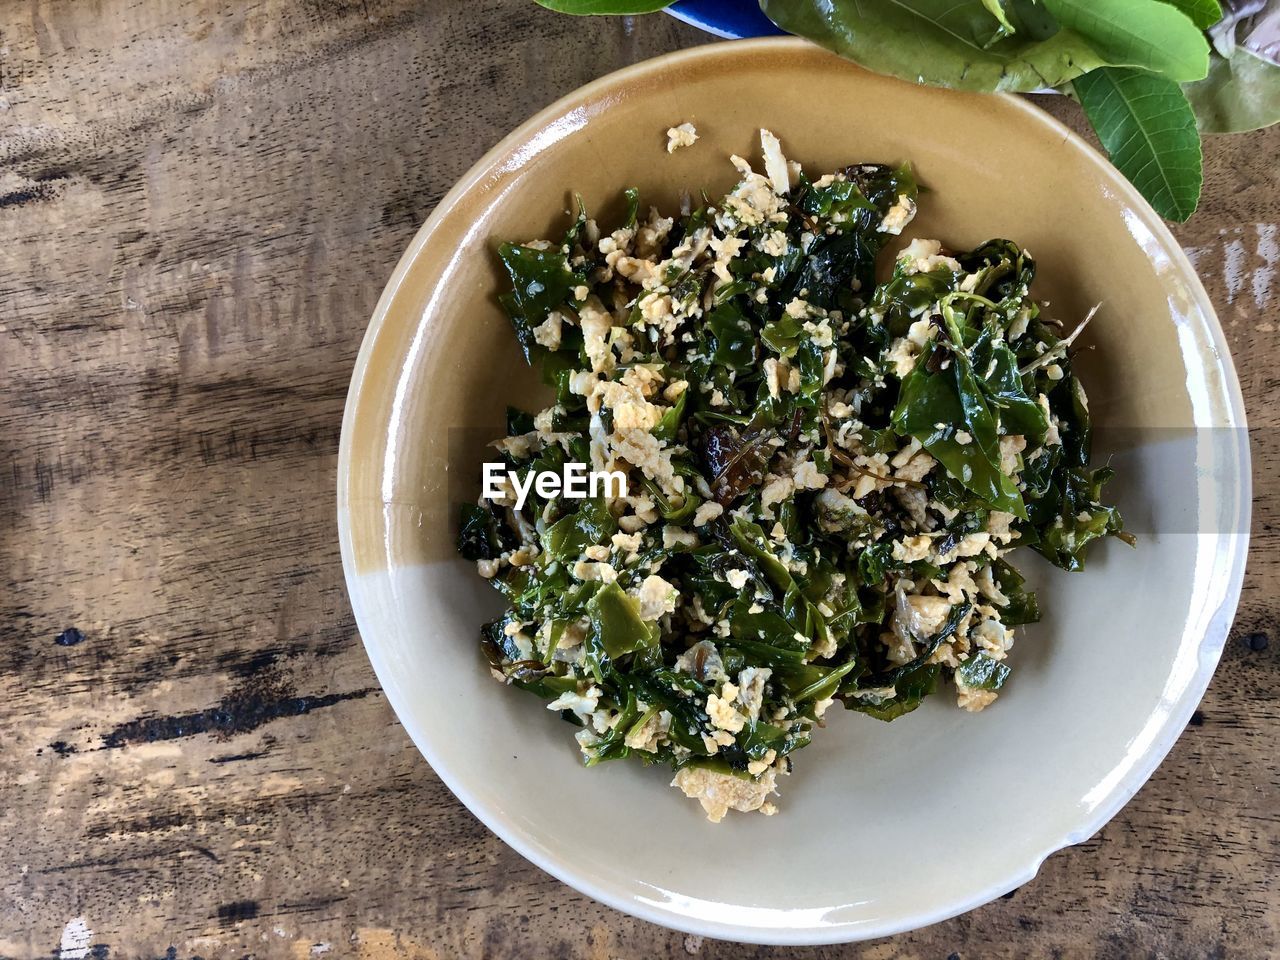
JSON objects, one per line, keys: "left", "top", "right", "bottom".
{"left": 458, "top": 128, "right": 1132, "bottom": 822}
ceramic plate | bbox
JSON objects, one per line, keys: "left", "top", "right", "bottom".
{"left": 337, "top": 38, "right": 1250, "bottom": 945}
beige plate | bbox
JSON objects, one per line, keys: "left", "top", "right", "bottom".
{"left": 337, "top": 38, "right": 1250, "bottom": 944}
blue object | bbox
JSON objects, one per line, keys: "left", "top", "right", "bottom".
{"left": 665, "top": 0, "right": 784, "bottom": 39}
{"left": 55, "top": 627, "right": 85, "bottom": 646}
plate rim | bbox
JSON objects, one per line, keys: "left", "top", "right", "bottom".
{"left": 336, "top": 36, "right": 1251, "bottom": 945}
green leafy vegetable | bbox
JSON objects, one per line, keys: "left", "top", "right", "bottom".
{"left": 544, "top": 498, "right": 617, "bottom": 560}
{"left": 845, "top": 663, "right": 941, "bottom": 721}
{"left": 1028, "top": 465, "right": 1134, "bottom": 571}
{"left": 457, "top": 503, "right": 516, "bottom": 561}
{"left": 497, "top": 242, "right": 579, "bottom": 363}
{"left": 464, "top": 132, "right": 1129, "bottom": 821}
{"left": 956, "top": 653, "right": 1011, "bottom": 690}
{"left": 893, "top": 342, "right": 1027, "bottom": 517}
{"left": 588, "top": 582, "right": 659, "bottom": 659}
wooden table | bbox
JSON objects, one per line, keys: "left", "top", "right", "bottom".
{"left": 1, "top": 2, "right": 1275, "bottom": 957}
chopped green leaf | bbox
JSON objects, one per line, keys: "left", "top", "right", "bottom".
{"left": 892, "top": 343, "right": 1027, "bottom": 517}
{"left": 587, "top": 582, "right": 659, "bottom": 660}
{"left": 497, "top": 242, "right": 578, "bottom": 363}
{"left": 956, "top": 653, "right": 1012, "bottom": 690}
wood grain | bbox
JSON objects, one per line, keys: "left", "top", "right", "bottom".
{"left": 0, "top": 2, "right": 1275, "bottom": 957}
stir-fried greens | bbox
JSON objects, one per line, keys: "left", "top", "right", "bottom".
{"left": 459, "top": 129, "right": 1131, "bottom": 821}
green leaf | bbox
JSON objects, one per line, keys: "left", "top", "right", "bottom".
{"left": 457, "top": 504, "right": 516, "bottom": 562}
{"left": 535, "top": 0, "right": 672, "bottom": 12}
{"left": 1041, "top": 0, "right": 1210, "bottom": 82}
{"left": 728, "top": 596, "right": 801, "bottom": 647}
{"left": 543, "top": 498, "right": 617, "bottom": 560}
{"left": 497, "top": 242, "right": 579, "bottom": 364}
{"left": 843, "top": 662, "right": 941, "bottom": 721}
{"left": 652, "top": 389, "right": 686, "bottom": 442}
{"left": 622, "top": 187, "right": 641, "bottom": 228}
{"left": 969, "top": 327, "right": 1049, "bottom": 442}
{"left": 789, "top": 660, "right": 859, "bottom": 704}
{"left": 640, "top": 476, "right": 701, "bottom": 525}
{"left": 892, "top": 343, "right": 1027, "bottom": 517}
{"left": 587, "top": 582, "right": 658, "bottom": 660}
{"left": 759, "top": 0, "right": 1110, "bottom": 92}
{"left": 784, "top": 229, "right": 879, "bottom": 311}
{"left": 980, "top": 0, "right": 1016, "bottom": 36}
{"left": 1185, "top": 48, "right": 1280, "bottom": 133}
{"left": 1158, "top": 0, "right": 1222, "bottom": 30}
{"left": 873, "top": 264, "right": 958, "bottom": 337}
{"left": 992, "top": 558, "right": 1041, "bottom": 625}
{"left": 706, "top": 303, "right": 756, "bottom": 371}
{"left": 1004, "top": 0, "right": 1062, "bottom": 39}
{"left": 1074, "top": 67, "right": 1203, "bottom": 222}
{"left": 796, "top": 176, "right": 876, "bottom": 221}
{"left": 1030, "top": 463, "right": 1133, "bottom": 571}
{"left": 956, "top": 653, "right": 1011, "bottom": 690}
{"left": 728, "top": 518, "right": 797, "bottom": 595}
{"left": 864, "top": 602, "right": 973, "bottom": 687}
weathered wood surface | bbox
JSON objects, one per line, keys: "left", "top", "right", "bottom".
{"left": 0, "top": 1, "right": 1275, "bottom": 957}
